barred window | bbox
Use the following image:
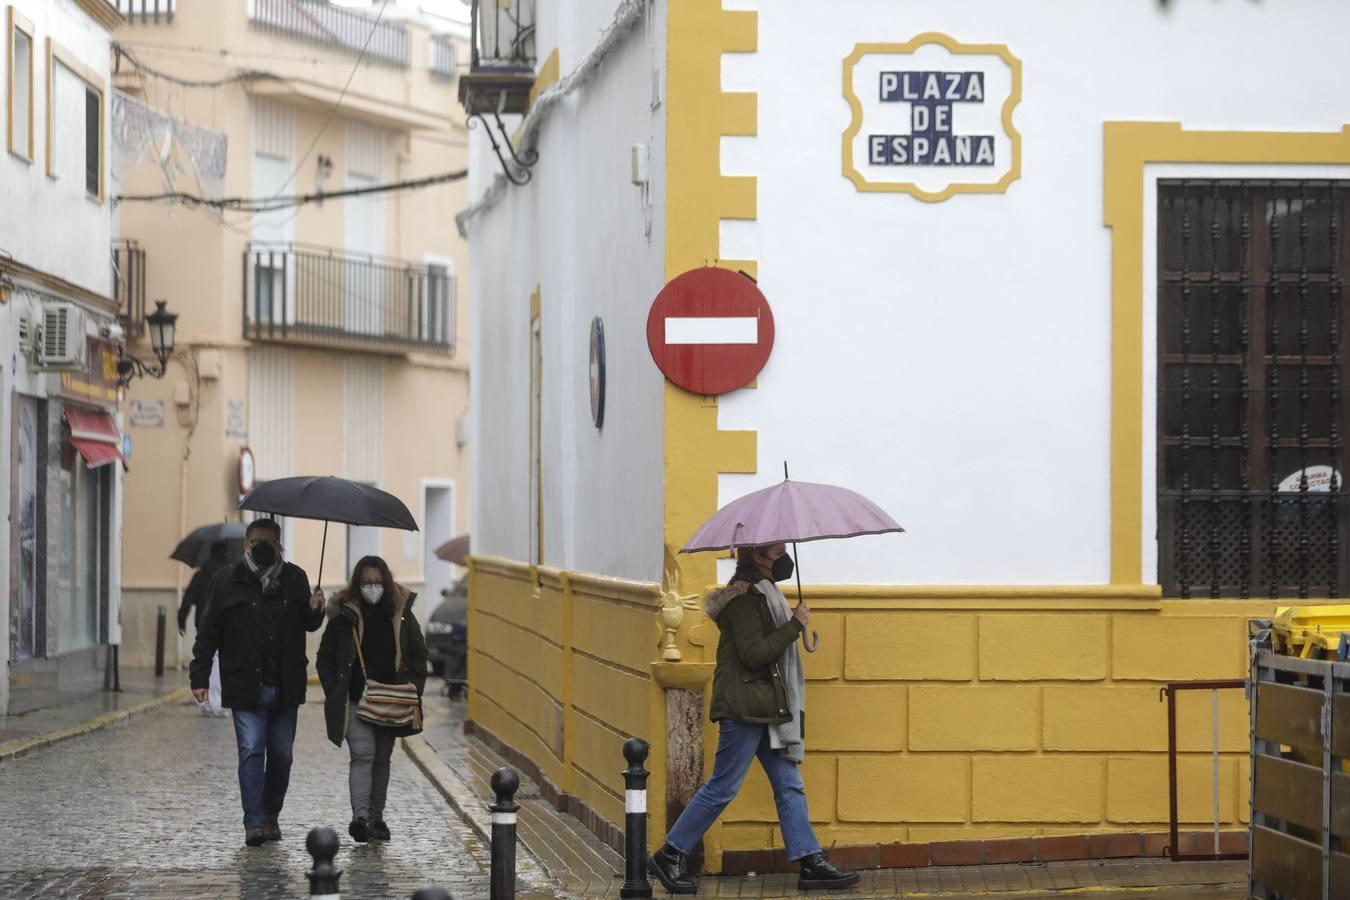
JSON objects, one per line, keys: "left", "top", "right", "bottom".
{"left": 1158, "top": 180, "right": 1349, "bottom": 598}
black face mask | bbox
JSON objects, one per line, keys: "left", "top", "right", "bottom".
{"left": 770, "top": 553, "right": 795, "bottom": 583}
{"left": 249, "top": 541, "right": 278, "bottom": 568}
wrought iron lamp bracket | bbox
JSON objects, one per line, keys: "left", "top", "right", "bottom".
{"left": 469, "top": 94, "right": 539, "bottom": 186}
{"left": 116, "top": 345, "right": 169, "bottom": 387}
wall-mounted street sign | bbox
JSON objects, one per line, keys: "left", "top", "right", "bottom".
{"left": 589, "top": 316, "right": 606, "bottom": 429}
{"left": 646, "top": 267, "right": 774, "bottom": 396}
{"left": 843, "top": 32, "right": 1021, "bottom": 202}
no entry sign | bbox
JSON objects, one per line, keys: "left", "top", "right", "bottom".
{"left": 646, "top": 268, "right": 775, "bottom": 395}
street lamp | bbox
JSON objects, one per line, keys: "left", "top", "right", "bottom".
{"left": 117, "top": 299, "right": 178, "bottom": 385}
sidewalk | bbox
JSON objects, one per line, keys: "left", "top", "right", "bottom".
{"left": 410, "top": 693, "right": 1247, "bottom": 899}
{"left": 0, "top": 668, "right": 187, "bottom": 761}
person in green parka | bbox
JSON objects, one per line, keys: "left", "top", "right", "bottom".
{"left": 316, "top": 555, "right": 428, "bottom": 844}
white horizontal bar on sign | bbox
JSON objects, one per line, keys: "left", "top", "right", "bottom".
{"left": 664, "top": 316, "right": 758, "bottom": 345}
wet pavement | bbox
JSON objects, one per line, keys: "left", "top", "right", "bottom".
{"left": 0, "top": 688, "right": 559, "bottom": 899}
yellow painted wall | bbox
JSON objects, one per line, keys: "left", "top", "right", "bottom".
{"left": 468, "top": 556, "right": 668, "bottom": 834}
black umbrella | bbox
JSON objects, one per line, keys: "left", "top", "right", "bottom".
{"left": 171, "top": 522, "right": 247, "bottom": 567}
{"left": 237, "top": 476, "right": 419, "bottom": 587}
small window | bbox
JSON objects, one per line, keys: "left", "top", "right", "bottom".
{"left": 7, "top": 8, "right": 34, "bottom": 161}
{"left": 84, "top": 86, "right": 99, "bottom": 196}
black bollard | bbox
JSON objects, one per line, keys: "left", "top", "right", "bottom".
{"left": 411, "top": 889, "right": 452, "bottom": 900}
{"left": 620, "top": 738, "right": 652, "bottom": 898}
{"left": 154, "top": 606, "right": 167, "bottom": 677}
{"left": 306, "top": 826, "right": 342, "bottom": 897}
{"left": 489, "top": 767, "right": 519, "bottom": 900}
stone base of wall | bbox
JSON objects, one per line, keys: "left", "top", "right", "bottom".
{"left": 466, "top": 719, "right": 626, "bottom": 857}
{"left": 119, "top": 588, "right": 186, "bottom": 669}
{"left": 720, "top": 830, "right": 1250, "bottom": 875}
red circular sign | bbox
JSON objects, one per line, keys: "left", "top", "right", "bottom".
{"left": 646, "top": 268, "right": 775, "bottom": 395}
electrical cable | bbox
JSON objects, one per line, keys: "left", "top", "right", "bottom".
{"left": 113, "top": 43, "right": 275, "bottom": 88}
{"left": 113, "top": 167, "right": 467, "bottom": 213}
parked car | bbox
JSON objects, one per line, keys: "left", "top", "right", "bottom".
{"left": 425, "top": 577, "right": 467, "bottom": 677}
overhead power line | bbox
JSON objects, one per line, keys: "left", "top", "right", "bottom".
{"left": 113, "top": 43, "right": 275, "bottom": 88}
{"left": 113, "top": 168, "right": 467, "bottom": 213}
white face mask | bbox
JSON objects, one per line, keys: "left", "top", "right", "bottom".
{"left": 360, "top": 584, "right": 384, "bottom": 605}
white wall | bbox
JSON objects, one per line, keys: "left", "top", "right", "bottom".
{"left": 714, "top": 0, "right": 1350, "bottom": 585}
{"left": 0, "top": 0, "right": 112, "bottom": 296}
{"left": 469, "top": 0, "right": 666, "bottom": 581}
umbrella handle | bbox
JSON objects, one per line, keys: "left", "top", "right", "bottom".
{"left": 803, "top": 630, "right": 819, "bottom": 653}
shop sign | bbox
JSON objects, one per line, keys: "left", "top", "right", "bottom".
{"left": 129, "top": 399, "right": 165, "bottom": 427}
{"left": 59, "top": 337, "right": 119, "bottom": 406}
{"left": 843, "top": 32, "right": 1021, "bottom": 202}
{"left": 1277, "top": 465, "right": 1341, "bottom": 493}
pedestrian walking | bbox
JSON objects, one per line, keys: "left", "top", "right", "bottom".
{"left": 178, "top": 540, "right": 230, "bottom": 716}
{"left": 316, "top": 555, "right": 428, "bottom": 845}
{"left": 648, "top": 543, "right": 860, "bottom": 894}
{"left": 189, "top": 518, "right": 325, "bottom": 847}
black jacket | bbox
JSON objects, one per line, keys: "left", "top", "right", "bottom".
{"left": 189, "top": 560, "right": 324, "bottom": 709}
{"left": 177, "top": 558, "right": 228, "bottom": 631}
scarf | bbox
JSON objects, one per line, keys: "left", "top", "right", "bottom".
{"left": 758, "top": 578, "right": 806, "bottom": 764}
{"left": 243, "top": 553, "right": 285, "bottom": 596}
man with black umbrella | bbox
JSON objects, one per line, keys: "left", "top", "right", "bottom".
{"left": 190, "top": 518, "right": 325, "bottom": 847}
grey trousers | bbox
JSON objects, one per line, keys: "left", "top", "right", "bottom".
{"left": 347, "top": 703, "right": 396, "bottom": 820}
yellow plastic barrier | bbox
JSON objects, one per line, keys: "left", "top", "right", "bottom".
{"left": 1271, "top": 604, "right": 1350, "bottom": 659}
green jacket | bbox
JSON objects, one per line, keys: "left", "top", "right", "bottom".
{"left": 705, "top": 575, "right": 805, "bottom": 725}
{"left": 315, "top": 585, "right": 428, "bottom": 747}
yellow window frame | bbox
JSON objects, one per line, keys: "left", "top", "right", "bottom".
{"left": 44, "top": 36, "right": 106, "bottom": 203}
{"left": 6, "top": 6, "right": 34, "bottom": 162}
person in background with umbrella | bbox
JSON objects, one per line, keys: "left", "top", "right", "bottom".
{"left": 648, "top": 542, "right": 859, "bottom": 895}
{"left": 189, "top": 518, "right": 325, "bottom": 847}
{"left": 315, "top": 556, "right": 428, "bottom": 844}
{"left": 178, "top": 540, "right": 230, "bottom": 716}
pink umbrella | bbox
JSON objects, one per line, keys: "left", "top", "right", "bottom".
{"left": 681, "top": 464, "right": 903, "bottom": 650}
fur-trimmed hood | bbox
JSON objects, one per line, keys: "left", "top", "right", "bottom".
{"left": 325, "top": 582, "right": 415, "bottom": 674}
{"left": 704, "top": 579, "right": 755, "bottom": 620}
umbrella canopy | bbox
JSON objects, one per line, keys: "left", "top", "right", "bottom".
{"left": 681, "top": 477, "right": 903, "bottom": 553}
{"left": 434, "top": 533, "right": 470, "bottom": 566}
{"left": 171, "top": 522, "right": 247, "bottom": 567}
{"left": 238, "top": 476, "right": 418, "bottom": 531}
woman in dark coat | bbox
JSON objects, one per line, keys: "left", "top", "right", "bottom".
{"left": 316, "top": 555, "right": 428, "bottom": 844}
{"left": 647, "top": 544, "right": 859, "bottom": 895}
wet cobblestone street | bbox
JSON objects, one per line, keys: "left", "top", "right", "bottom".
{"left": 0, "top": 689, "right": 559, "bottom": 899}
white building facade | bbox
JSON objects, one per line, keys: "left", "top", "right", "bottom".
{"left": 464, "top": 0, "right": 1350, "bottom": 873}
{"left": 1, "top": 0, "right": 124, "bottom": 716}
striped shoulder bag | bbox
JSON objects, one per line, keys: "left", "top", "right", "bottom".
{"left": 354, "top": 621, "right": 422, "bottom": 732}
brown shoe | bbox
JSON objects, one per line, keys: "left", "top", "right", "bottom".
{"left": 262, "top": 821, "right": 282, "bottom": 842}
{"left": 244, "top": 826, "right": 268, "bottom": 847}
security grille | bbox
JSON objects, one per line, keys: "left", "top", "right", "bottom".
{"left": 1158, "top": 180, "right": 1350, "bottom": 598}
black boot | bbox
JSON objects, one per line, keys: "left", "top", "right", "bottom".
{"left": 798, "top": 852, "right": 860, "bottom": 892}
{"left": 647, "top": 844, "right": 696, "bottom": 895}
{"left": 348, "top": 816, "right": 369, "bottom": 844}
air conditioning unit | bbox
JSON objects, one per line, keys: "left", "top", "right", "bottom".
{"left": 33, "top": 303, "right": 87, "bottom": 371}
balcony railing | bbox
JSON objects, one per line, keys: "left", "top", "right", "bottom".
{"left": 248, "top": 0, "right": 410, "bottom": 68}
{"left": 116, "top": 0, "right": 174, "bottom": 24}
{"left": 430, "top": 34, "right": 458, "bottom": 80}
{"left": 243, "top": 244, "right": 454, "bottom": 353}
{"left": 112, "top": 239, "right": 146, "bottom": 338}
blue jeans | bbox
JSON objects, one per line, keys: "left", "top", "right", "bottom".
{"left": 230, "top": 684, "right": 299, "bottom": 828}
{"left": 664, "top": 720, "right": 821, "bottom": 863}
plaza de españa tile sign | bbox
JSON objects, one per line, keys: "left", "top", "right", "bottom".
{"left": 843, "top": 32, "right": 1022, "bottom": 202}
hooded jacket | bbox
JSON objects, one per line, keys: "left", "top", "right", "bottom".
{"left": 705, "top": 573, "right": 805, "bottom": 725}
{"left": 315, "top": 584, "right": 429, "bottom": 746}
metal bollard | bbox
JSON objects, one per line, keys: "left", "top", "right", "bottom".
{"left": 620, "top": 738, "right": 652, "bottom": 899}
{"left": 489, "top": 767, "right": 519, "bottom": 900}
{"left": 306, "top": 826, "right": 342, "bottom": 898}
{"left": 154, "top": 606, "right": 167, "bottom": 677}
{"left": 411, "top": 889, "right": 452, "bottom": 900}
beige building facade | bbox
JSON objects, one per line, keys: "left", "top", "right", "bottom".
{"left": 111, "top": 0, "right": 470, "bottom": 666}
